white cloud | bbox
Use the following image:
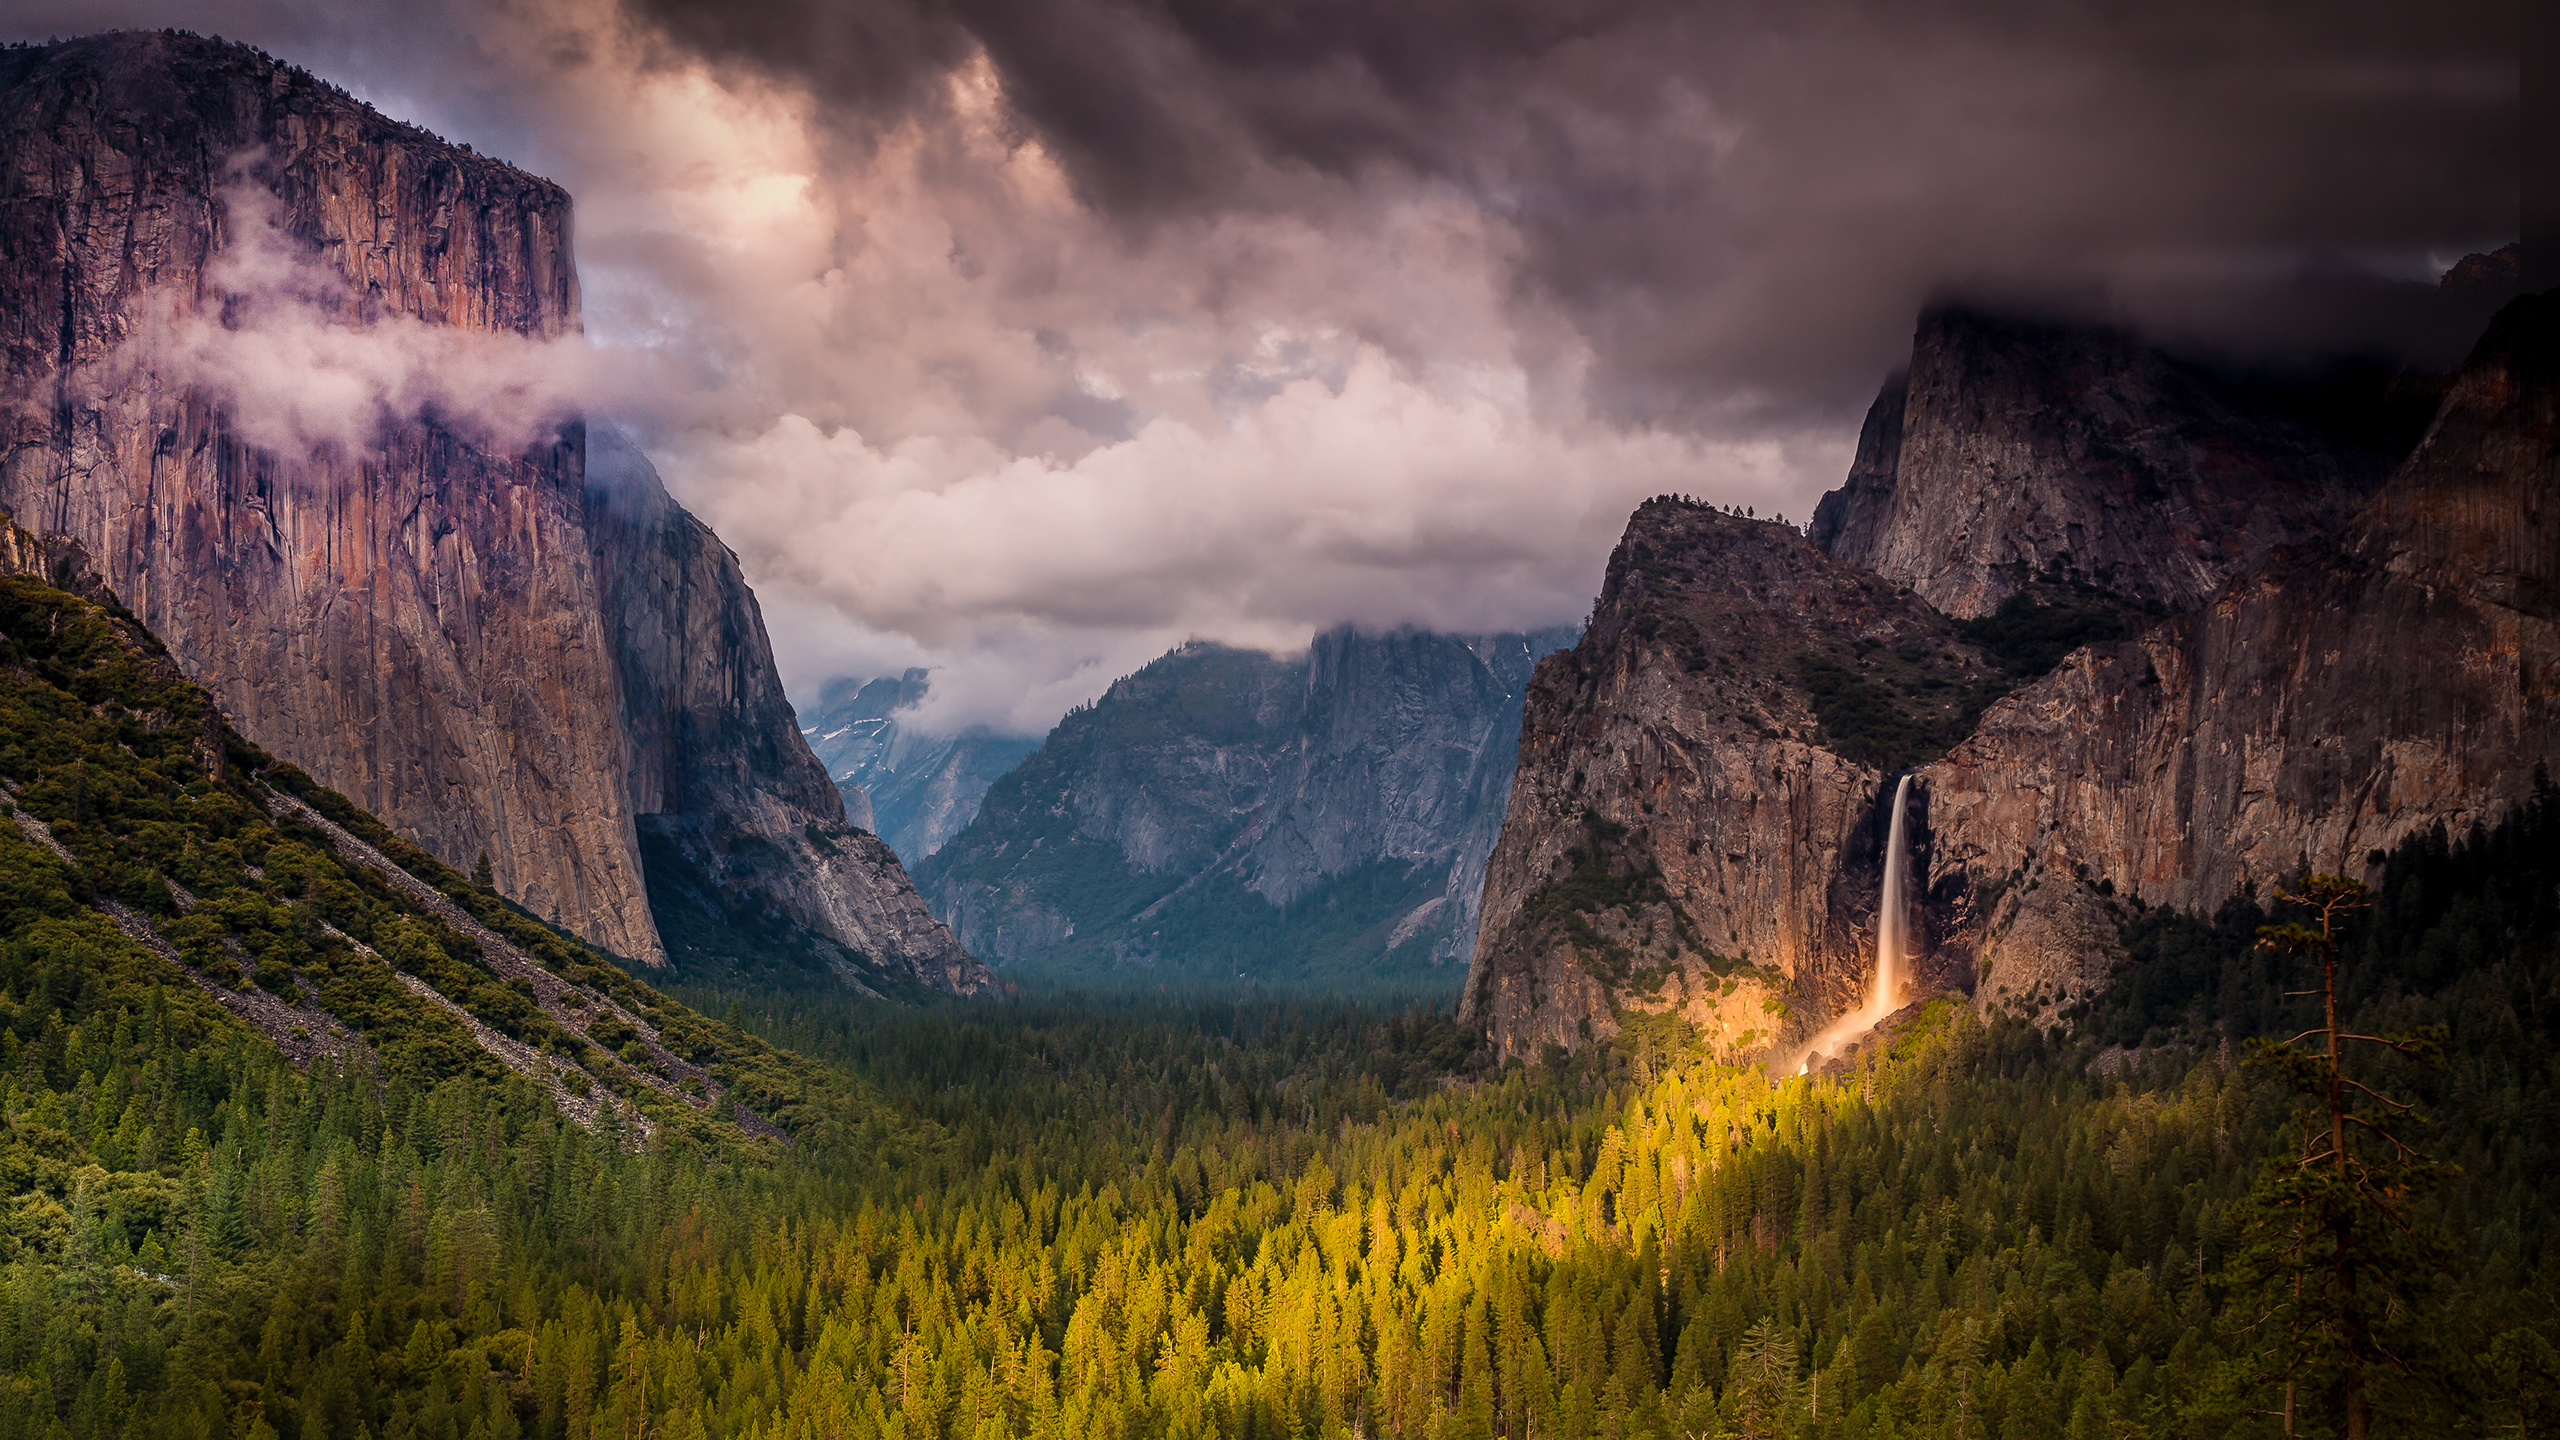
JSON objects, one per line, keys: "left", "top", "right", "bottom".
{"left": 81, "top": 174, "right": 661, "bottom": 460}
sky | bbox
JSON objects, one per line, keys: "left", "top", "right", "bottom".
{"left": 2, "top": 0, "right": 2522, "bottom": 735}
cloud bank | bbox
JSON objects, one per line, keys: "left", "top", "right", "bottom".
{"left": 4, "top": 0, "right": 2518, "bottom": 732}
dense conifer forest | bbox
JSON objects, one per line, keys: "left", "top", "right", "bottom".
{"left": 0, "top": 564, "right": 2554, "bottom": 1438}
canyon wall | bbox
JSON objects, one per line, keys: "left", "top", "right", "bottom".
{"left": 1459, "top": 502, "right": 1998, "bottom": 1060}
{"left": 1472, "top": 296, "right": 2557, "bottom": 1056}
{"left": 920, "top": 625, "right": 1570, "bottom": 978}
{"left": 587, "top": 431, "right": 985, "bottom": 992}
{"left": 1927, "top": 293, "right": 2560, "bottom": 1010}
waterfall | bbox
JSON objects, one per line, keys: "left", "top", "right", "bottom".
{"left": 1871, "top": 774, "right": 1914, "bottom": 1020}
{"left": 1791, "top": 774, "right": 1921, "bottom": 1075}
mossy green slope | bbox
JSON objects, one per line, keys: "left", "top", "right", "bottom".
{"left": 0, "top": 541, "right": 911, "bottom": 1154}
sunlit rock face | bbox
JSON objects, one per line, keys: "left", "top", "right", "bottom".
{"left": 1459, "top": 500, "right": 2001, "bottom": 1062}
{"left": 1811, "top": 306, "right": 2386, "bottom": 619}
{"left": 0, "top": 33, "right": 981, "bottom": 991}
{"left": 1476, "top": 296, "right": 2558, "bottom": 1055}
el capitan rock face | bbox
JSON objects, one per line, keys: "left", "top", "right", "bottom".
{"left": 1810, "top": 306, "right": 2383, "bottom": 619}
{"left": 1474, "top": 295, "right": 2558, "bottom": 1058}
{"left": 0, "top": 33, "right": 980, "bottom": 990}
{"left": 0, "top": 33, "right": 646, "bottom": 954}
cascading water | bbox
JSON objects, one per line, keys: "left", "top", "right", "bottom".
{"left": 1792, "top": 773, "right": 1916, "bottom": 1075}
{"left": 1871, "top": 773, "right": 1914, "bottom": 1021}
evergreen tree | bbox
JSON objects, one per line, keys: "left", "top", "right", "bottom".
{"left": 2228, "top": 876, "right": 2456, "bottom": 1438}
{"left": 1731, "top": 1316, "right": 1797, "bottom": 1440}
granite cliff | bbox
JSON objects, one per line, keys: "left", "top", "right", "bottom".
{"left": 1458, "top": 500, "right": 2005, "bottom": 1060}
{"left": 0, "top": 33, "right": 979, "bottom": 992}
{"left": 1926, "top": 292, "right": 2560, "bottom": 1012}
{"left": 586, "top": 432, "right": 984, "bottom": 992}
{"left": 800, "top": 670, "right": 1039, "bottom": 866}
{"left": 918, "top": 625, "right": 1571, "bottom": 981}
{"left": 1471, "top": 294, "right": 2557, "bottom": 1058}
{"left": 1809, "top": 306, "right": 2386, "bottom": 619}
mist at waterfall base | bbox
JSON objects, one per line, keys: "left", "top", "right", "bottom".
{"left": 1793, "top": 774, "right": 1917, "bottom": 1076}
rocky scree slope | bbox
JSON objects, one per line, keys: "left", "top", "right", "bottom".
{"left": 0, "top": 33, "right": 977, "bottom": 993}
{"left": 918, "top": 625, "right": 1570, "bottom": 980}
{"left": 1459, "top": 501, "right": 2009, "bottom": 1061}
{"left": 0, "top": 517, "right": 884, "bottom": 1147}
{"left": 801, "top": 669, "right": 1039, "bottom": 866}
{"left": 1811, "top": 306, "right": 2387, "bottom": 620}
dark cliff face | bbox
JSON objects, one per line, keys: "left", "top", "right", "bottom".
{"left": 917, "top": 625, "right": 1567, "bottom": 978}
{"left": 1230, "top": 625, "right": 1574, "bottom": 967}
{"left": 1477, "top": 295, "right": 2559, "bottom": 1056}
{"left": 0, "top": 34, "right": 978, "bottom": 991}
{"left": 1927, "top": 293, "right": 2560, "bottom": 1012}
{"left": 1459, "top": 501, "right": 2003, "bottom": 1060}
{"left": 586, "top": 432, "right": 987, "bottom": 994}
{"left": 1810, "top": 307, "right": 2383, "bottom": 619}
{"left": 916, "top": 643, "right": 1307, "bottom": 970}
{"left": 801, "top": 671, "right": 1039, "bottom": 867}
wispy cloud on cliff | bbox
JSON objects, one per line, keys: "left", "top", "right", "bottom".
{"left": 81, "top": 173, "right": 674, "bottom": 460}
{"left": 7, "top": 0, "right": 2517, "bottom": 732}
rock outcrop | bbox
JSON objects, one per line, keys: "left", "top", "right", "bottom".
{"left": 919, "top": 625, "right": 1571, "bottom": 977}
{"left": 587, "top": 432, "right": 986, "bottom": 992}
{"left": 801, "top": 670, "right": 1039, "bottom": 866}
{"left": 1470, "top": 294, "right": 2559, "bottom": 1057}
{"left": 1459, "top": 501, "right": 2004, "bottom": 1060}
{"left": 1926, "top": 292, "right": 2560, "bottom": 1010}
{"left": 0, "top": 33, "right": 979, "bottom": 990}
{"left": 1810, "top": 306, "right": 2384, "bottom": 618}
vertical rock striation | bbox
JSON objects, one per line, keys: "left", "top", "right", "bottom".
{"left": 1471, "top": 295, "right": 2558, "bottom": 1056}
{"left": 1925, "top": 293, "right": 2560, "bottom": 1010}
{"left": 587, "top": 431, "right": 986, "bottom": 992}
{"left": 1228, "top": 626, "right": 1576, "bottom": 967}
{"left": 0, "top": 33, "right": 649, "bottom": 956}
{"left": 0, "top": 33, "right": 979, "bottom": 990}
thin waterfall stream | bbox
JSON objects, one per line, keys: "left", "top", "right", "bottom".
{"left": 1791, "top": 773, "right": 1915, "bottom": 1075}
{"left": 1872, "top": 772, "right": 1913, "bottom": 1020}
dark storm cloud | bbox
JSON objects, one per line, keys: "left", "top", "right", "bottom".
{"left": 627, "top": 0, "right": 2518, "bottom": 413}
{"left": 2, "top": 0, "right": 2519, "bottom": 731}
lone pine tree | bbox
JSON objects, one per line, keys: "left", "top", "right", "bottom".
{"left": 2229, "top": 875, "right": 2457, "bottom": 1438}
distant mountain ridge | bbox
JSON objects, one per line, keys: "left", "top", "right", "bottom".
{"left": 800, "top": 671, "right": 1040, "bottom": 866}
{"left": 916, "top": 624, "right": 1575, "bottom": 983}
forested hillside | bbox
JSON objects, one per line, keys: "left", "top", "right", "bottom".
{"left": 0, "top": 520, "right": 2552, "bottom": 1439}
